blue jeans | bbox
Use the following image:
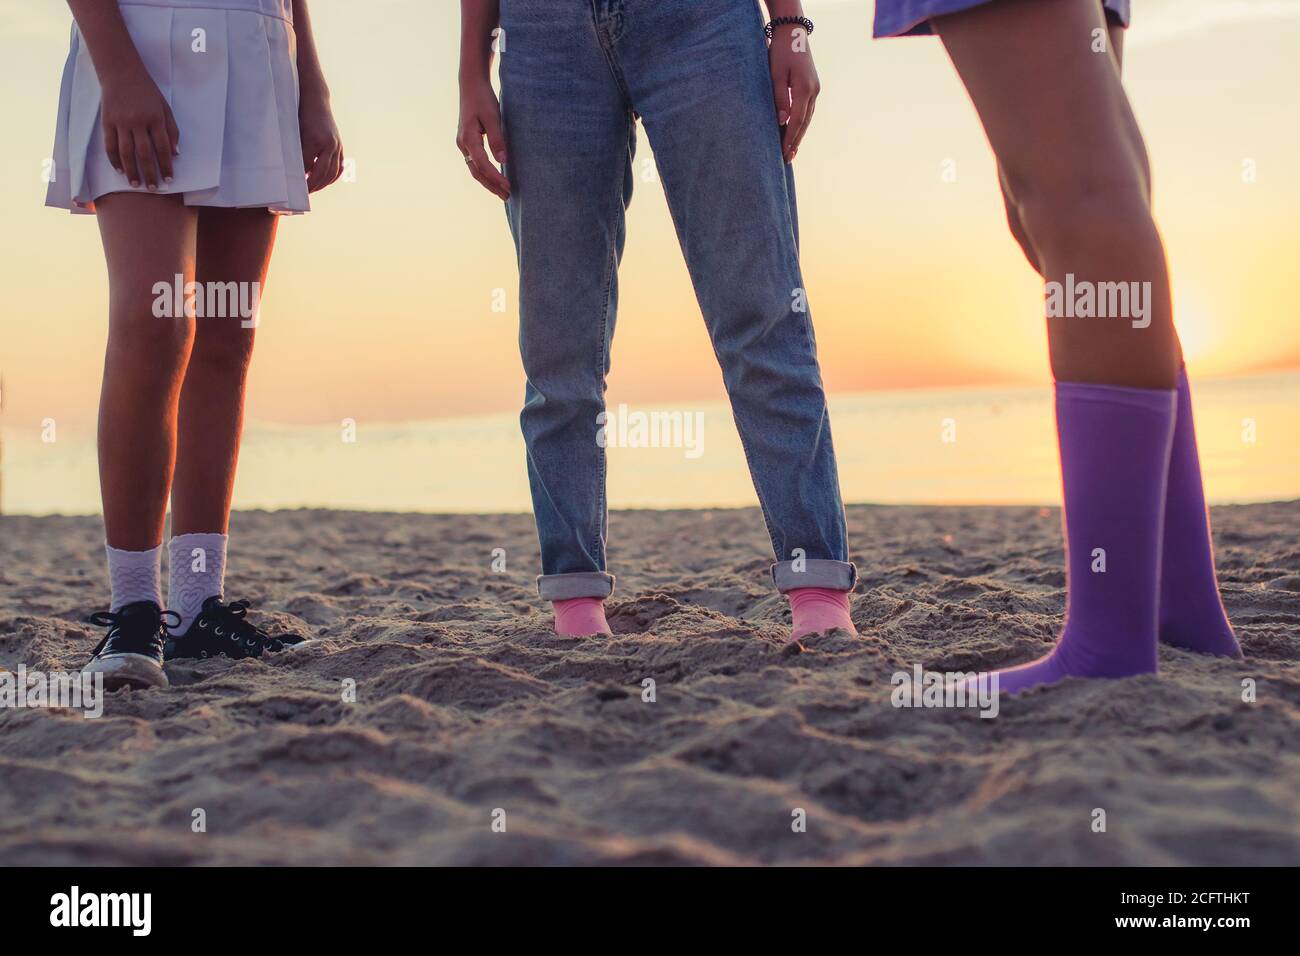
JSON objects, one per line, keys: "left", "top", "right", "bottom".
{"left": 501, "top": 0, "right": 855, "bottom": 601}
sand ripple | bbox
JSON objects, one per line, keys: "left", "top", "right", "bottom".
{"left": 2, "top": 504, "right": 1297, "bottom": 865}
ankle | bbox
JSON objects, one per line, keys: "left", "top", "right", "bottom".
{"left": 552, "top": 596, "right": 612, "bottom": 637}
{"left": 788, "top": 587, "right": 854, "bottom": 641}
{"left": 1056, "top": 624, "right": 1157, "bottom": 676}
{"left": 168, "top": 532, "right": 228, "bottom": 634}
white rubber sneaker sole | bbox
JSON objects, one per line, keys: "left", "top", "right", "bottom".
{"left": 84, "top": 652, "right": 169, "bottom": 691}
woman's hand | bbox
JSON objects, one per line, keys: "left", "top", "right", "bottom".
{"left": 299, "top": 86, "right": 344, "bottom": 192}
{"left": 768, "top": 23, "right": 821, "bottom": 164}
{"left": 457, "top": 78, "right": 510, "bottom": 201}
{"left": 99, "top": 64, "right": 179, "bottom": 191}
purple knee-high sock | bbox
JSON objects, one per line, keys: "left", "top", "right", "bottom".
{"left": 992, "top": 382, "right": 1176, "bottom": 695}
{"left": 1158, "top": 368, "right": 1241, "bottom": 657}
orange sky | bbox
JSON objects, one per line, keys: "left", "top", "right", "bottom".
{"left": 2, "top": 0, "right": 1298, "bottom": 429}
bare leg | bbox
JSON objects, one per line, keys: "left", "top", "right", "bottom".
{"left": 95, "top": 193, "right": 198, "bottom": 550}
{"left": 935, "top": 0, "right": 1185, "bottom": 695}
{"left": 996, "top": 16, "right": 1137, "bottom": 275}
{"left": 170, "top": 207, "right": 278, "bottom": 534}
{"left": 936, "top": 0, "right": 1177, "bottom": 387}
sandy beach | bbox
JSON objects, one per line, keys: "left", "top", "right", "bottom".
{"left": 1, "top": 502, "right": 1297, "bottom": 866}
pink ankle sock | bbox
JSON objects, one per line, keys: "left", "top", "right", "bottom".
{"left": 788, "top": 588, "right": 855, "bottom": 642}
{"left": 552, "top": 597, "right": 612, "bottom": 637}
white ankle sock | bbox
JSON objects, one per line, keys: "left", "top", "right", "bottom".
{"left": 105, "top": 543, "right": 163, "bottom": 611}
{"left": 168, "top": 532, "right": 228, "bottom": 634}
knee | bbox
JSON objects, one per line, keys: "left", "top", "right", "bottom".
{"left": 189, "top": 321, "right": 256, "bottom": 375}
{"left": 1004, "top": 205, "right": 1044, "bottom": 276}
{"left": 1011, "top": 175, "right": 1156, "bottom": 261}
{"left": 521, "top": 372, "right": 604, "bottom": 429}
{"left": 998, "top": 168, "right": 1043, "bottom": 275}
{"left": 520, "top": 331, "right": 609, "bottom": 400}
{"left": 717, "top": 325, "right": 821, "bottom": 401}
{"left": 107, "top": 313, "right": 193, "bottom": 378}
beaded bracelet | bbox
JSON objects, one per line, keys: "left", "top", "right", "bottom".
{"left": 764, "top": 16, "right": 814, "bottom": 39}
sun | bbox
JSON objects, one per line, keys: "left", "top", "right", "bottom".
{"left": 1172, "top": 283, "right": 1222, "bottom": 369}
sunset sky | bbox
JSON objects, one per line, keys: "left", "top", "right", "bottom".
{"left": 2, "top": 0, "right": 1298, "bottom": 432}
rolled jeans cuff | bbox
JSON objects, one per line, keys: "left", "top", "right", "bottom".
{"left": 770, "top": 559, "right": 857, "bottom": 593}
{"left": 537, "top": 571, "right": 615, "bottom": 601}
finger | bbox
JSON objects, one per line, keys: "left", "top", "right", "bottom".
{"left": 119, "top": 128, "right": 142, "bottom": 187}
{"left": 134, "top": 127, "right": 160, "bottom": 189}
{"left": 468, "top": 158, "right": 508, "bottom": 202}
{"left": 790, "top": 96, "right": 816, "bottom": 161}
{"left": 472, "top": 159, "right": 509, "bottom": 201}
{"left": 467, "top": 127, "right": 506, "bottom": 196}
{"left": 771, "top": 73, "right": 791, "bottom": 130}
{"left": 482, "top": 112, "right": 508, "bottom": 166}
{"left": 464, "top": 134, "right": 510, "bottom": 200}
{"left": 305, "top": 144, "right": 333, "bottom": 192}
{"left": 323, "top": 145, "right": 342, "bottom": 191}
{"left": 456, "top": 133, "right": 491, "bottom": 194}
{"left": 304, "top": 146, "right": 322, "bottom": 191}
{"left": 163, "top": 102, "right": 181, "bottom": 155}
{"left": 784, "top": 89, "right": 814, "bottom": 162}
{"left": 316, "top": 144, "right": 344, "bottom": 192}
{"left": 149, "top": 121, "right": 175, "bottom": 182}
{"left": 466, "top": 161, "right": 498, "bottom": 199}
{"left": 103, "top": 122, "right": 124, "bottom": 174}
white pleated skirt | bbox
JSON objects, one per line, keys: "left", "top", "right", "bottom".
{"left": 46, "top": 0, "right": 309, "bottom": 216}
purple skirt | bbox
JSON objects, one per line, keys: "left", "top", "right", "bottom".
{"left": 874, "top": 0, "right": 1131, "bottom": 37}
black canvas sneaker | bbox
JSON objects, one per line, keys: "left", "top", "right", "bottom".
{"left": 164, "top": 597, "right": 309, "bottom": 661}
{"left": 84, "top": 600, "right": 176, "bottom": 690}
